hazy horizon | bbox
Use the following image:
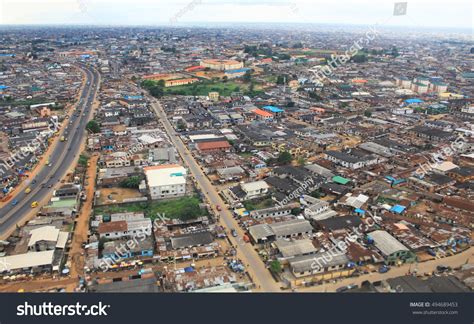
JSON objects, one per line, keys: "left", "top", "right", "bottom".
{"left": 0, "top": 0, "right": 472, "bottom": 31}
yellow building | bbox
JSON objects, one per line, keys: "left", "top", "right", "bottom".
{"left": 208, "top": 91, "right": 219, "bottom": 101}
{"left": 201, "top": 59, "right": 243, "bottom": 71}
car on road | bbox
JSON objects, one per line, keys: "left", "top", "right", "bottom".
{"left": 231, "top": 229, "right": 238, "bottom": 237}
{"left": 216, "top": 205, "right": 222, "bottom": 211}
{"left": 378, "top": 265, "right": 391, "bottom": 273}
{"left": 436, "top": 265, "right": 452, "bottom": 273}
{"left": 11, "top": 199, "right": 18, "bottom": 206}
{"left": 24, "top": 187, "right": 31, "bottom": 194}
{"left": 31, "top": 201, "right": 38, "bottom": 208}
{"left": 336, "top": 284, "right": 358, "bottom": 293}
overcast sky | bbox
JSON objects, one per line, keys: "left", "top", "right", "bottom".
{"left": 0, "top": 0, "right": 472, "bottom": 30}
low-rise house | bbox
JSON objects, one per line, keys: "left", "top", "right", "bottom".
{"left": 274, "top": 238, "right": 317, "bottom": 260}
{"left": 249, "top": 203, "right": 299, "bottom": 219}
{"left": 368, "top": 230, "right": 416, "bottom": 265}
{"left": 98, "top": 218, "right": 152, "bottom": 239}
{"left": 325, "top": 150, "right": 380, "bottom": 170}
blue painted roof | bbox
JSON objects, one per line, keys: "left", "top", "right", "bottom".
{"left": 354, "top": 208, "right": 365, "bottom": 214}
{"left": 225, "top": 68, "right": 250, "bottom": 74}
{"left": 263, "top": 105, "right": 284, "bottom": 113}
{"left": 390, "top": 205, "right": 406, "bottom": 214}
{"left": 404, "top": 98, "right": 424, "bottom": 104}
{"left": 123, "top": 95, "right": 143, "bottom": 100}
{"left": 0, "top": 85, "right": 8, "bottom": 89}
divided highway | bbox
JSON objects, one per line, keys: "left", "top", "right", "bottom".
{"left": 0, "top": 64, "right": 100, "bottom": 238}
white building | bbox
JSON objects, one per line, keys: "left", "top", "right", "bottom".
{"left": 144, "top": 164, "right": 187, "bottom": 200}
{"left": 241, "top": 180, "right": 269, "bottom": 199}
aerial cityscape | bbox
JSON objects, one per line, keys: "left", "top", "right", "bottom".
{"left": 0, "top": 0, "right": 473, "bottom": 301}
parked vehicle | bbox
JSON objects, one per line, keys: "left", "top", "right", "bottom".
{"left": 378, "top": 265, "right": 391, "bottom": 273}
{"left": 436, "top": 265, "right": 452, "bottom": 273}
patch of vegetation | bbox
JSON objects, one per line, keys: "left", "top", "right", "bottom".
{"left": 95, "top": 196, "right": 207, "bottom": 221}
{"left": 86, "top": 120, "right": 100, "bottom": 133}
{"left": 119, "top": 176, "right": 142, "bottom": 189}
{"left": 164, "top": 81, "right": 244, "bottom": 97}
{"left": 243, "top": 196, "right": 274, "bottom": 211}
{"left": 78, "top": 154, "right": 89, "bottom": 167}
{"left": 270, "top": 260, "right": 282, "bottom": 274}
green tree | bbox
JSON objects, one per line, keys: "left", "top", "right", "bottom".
{"left": 120, "top": 176, "right": 142, "bottom": 189}
{"left": 310, "top": 189, "right": 321, "bottom": 198}
{"left": 149, "top": 85, "right": 164, "bottom": 98}
{"left": 276, "top": 75, "right": 286, "bottom": 85}
{"left": 277, "top": 151, "right": 293, "bottom": 165}
{"left": 364, "top": 110, "right": 372, "bottom": 117}
{"left": 270, "top": 260, "right": 282, "bottom": 274}
{"left": 86, "top": 120, "right": 100, "bottom": 133}
{"left": 177, "top": 119, "right": 186, "bottom": 131}
{"left": 78, "top": 154, "right": 89, "bottom": 167}
{"left": 243, "top": 70, "right": 252, "bottom": 83}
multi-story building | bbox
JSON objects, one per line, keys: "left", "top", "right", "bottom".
{"left": 200, "top": 59, "right": 243, "bottom": 71}
{"left": 144, "top": 164, "right": 187, "bottom": 200}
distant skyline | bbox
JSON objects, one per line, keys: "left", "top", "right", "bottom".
{"left": 0, "top": 0, "right": 472, "bottom": 30}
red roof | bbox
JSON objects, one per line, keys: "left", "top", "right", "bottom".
{"left": 196, "top": 141, "right": 231, "bottom": 151}
{"left": 252, "top": 108, "right": 273, "bottom": 118}
{"left": 98, "top": 221, "right": 127, "bottom": 234}
{"left": 185, "top": 65, "right": 205, "bottom": 72}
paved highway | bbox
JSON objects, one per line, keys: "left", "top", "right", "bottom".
{"left": 0, "top": 63, "right": 100, "bottom": 238}
{"left": 150, "top": 99, "right": 281, "bottom": 292}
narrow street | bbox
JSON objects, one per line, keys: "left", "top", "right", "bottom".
{"left": 150, "top": 99, "right": 281, "bottom": 292}
{"left": 67, "top": 154, "right": 99, "bottom": 291}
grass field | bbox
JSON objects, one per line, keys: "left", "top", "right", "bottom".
{"left": 243, "top": 196, "right": 274, "bottom": 211}
{"left": 94, "top": 196, "right": 208, "bottom": 220}
{"left": 164, "top": 81, "right": 245, "bottom": 97}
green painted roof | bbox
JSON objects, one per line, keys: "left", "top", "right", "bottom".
{"left": 332, "top": 176, "right": 350, "bottom": 185}
{"left": 49, "top": 198, "right": 77, "bottom": 208}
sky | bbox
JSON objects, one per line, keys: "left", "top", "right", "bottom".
{"left": 0, "top": 0, "right": 472, "bottom": 30}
